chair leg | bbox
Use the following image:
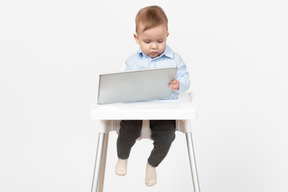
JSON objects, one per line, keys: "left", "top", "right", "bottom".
{"left": 91, "top": 120, "right": 109, "bottom": 192}
{"left": 186, "top": 132, "right": 201, "bottom": 192}
{"left": 98, "top": 132, "right": 109, "bottom": 192}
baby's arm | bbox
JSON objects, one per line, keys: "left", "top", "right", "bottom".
{"left": 173, "top": 55, "right": 190, "bottom": 93}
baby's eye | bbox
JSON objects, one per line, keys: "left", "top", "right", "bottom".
{"left": 144, "top": 41, "right": 150, "bottom": 44}
{"left": 158, "top": 40, "right": 164, "bottom": 43}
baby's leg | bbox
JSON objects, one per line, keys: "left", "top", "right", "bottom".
{"left": 115, "top": 120, "right": 142, "bottom": 176}
{"left": 145, "top": 120, "right": 176, "bottom": 186}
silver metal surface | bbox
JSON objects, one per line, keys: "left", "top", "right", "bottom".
{"left": 98, "top": 132, "right": 109, "bottom": 192}
{"left": 186, "top": 131, "right": 201, "bottom": 192}
{"left": 97, "top": 67, "right": 177, "bottom": 104}
{"left": 91, "top": 120, "right": 109, "bottom": 192}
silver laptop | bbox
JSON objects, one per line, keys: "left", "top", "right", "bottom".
{"left": 97, "top": 67, "right": 177, "bottom": 104}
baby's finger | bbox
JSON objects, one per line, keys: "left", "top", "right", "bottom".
{"left": 170, "top": 79, "right": 177, "bottom": 84}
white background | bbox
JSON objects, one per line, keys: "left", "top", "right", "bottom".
{"left": 1, "top": 0, "right": 288, "bottom": 192}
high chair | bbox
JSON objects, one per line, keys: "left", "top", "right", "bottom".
{"left": 90, "top": 92, "right": 200, "bottom": 192}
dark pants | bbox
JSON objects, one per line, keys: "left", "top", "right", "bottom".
{"left": 117, "top": 120, "right": 176, "bottom": 167}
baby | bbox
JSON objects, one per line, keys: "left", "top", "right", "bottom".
{"left": 115, "top": 5, "right": 190, "bottom": 186}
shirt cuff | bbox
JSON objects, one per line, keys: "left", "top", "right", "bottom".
{"left": 176, "top": 78, "right": 186, "bottom": 93}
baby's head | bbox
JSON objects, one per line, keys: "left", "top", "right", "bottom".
{"left": 134, "top": 6, "right": 169, "bottom": 58}
{"left": 135, "top": 5, "right": 168, "bottom": 34}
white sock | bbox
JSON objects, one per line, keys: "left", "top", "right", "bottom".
{"left": 115, "top": 158, "right": 128, "bottom": 176}
{"left": 145, "top": 163, "right": 157, "bottom": 186}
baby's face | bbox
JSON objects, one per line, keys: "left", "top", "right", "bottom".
{"left": 134, "top": 23, "right": 169, "bottom": 58}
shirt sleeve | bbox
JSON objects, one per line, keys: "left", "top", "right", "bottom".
{"left": 175, "top": 55, "right": 190, "bottom": 93}
{"left": 124, "top": 53, "right": 140, "bottom": 71}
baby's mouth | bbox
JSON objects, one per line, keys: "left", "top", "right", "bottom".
{"left": 150, "top": 52, "right": 158, "bottom": 57}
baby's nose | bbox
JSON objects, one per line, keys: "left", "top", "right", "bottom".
{"left": 151, "top": 42, "right": 158, "bottom": 49}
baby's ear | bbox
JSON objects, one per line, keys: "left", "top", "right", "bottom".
{"left": 134, "top": 33, "right": 140, "bottom": 44}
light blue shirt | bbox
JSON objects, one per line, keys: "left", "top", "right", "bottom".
{"left": 124, "top": 45, "right": 190, "bottom": 100}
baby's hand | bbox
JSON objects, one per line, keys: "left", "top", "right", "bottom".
{"left": 169, "top": 79, "right": 179, "bottom": 92}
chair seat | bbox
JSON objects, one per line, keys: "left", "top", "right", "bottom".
{"left": 98, "top": 120, "right": 192, "bottom": 139}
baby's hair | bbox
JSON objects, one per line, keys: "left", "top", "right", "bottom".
{"left": 135, "top": 5, "right": 168, "bottom": 33}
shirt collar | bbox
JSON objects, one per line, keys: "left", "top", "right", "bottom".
{"left": 137, "top": 45, "right": 174, "bottom": 59}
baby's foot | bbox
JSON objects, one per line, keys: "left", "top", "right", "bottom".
{"left": 115, "top": 158, "right": 128, "bottom": 176}
{"left": 145, "top": 163, "right": 157, "bottom": 186}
